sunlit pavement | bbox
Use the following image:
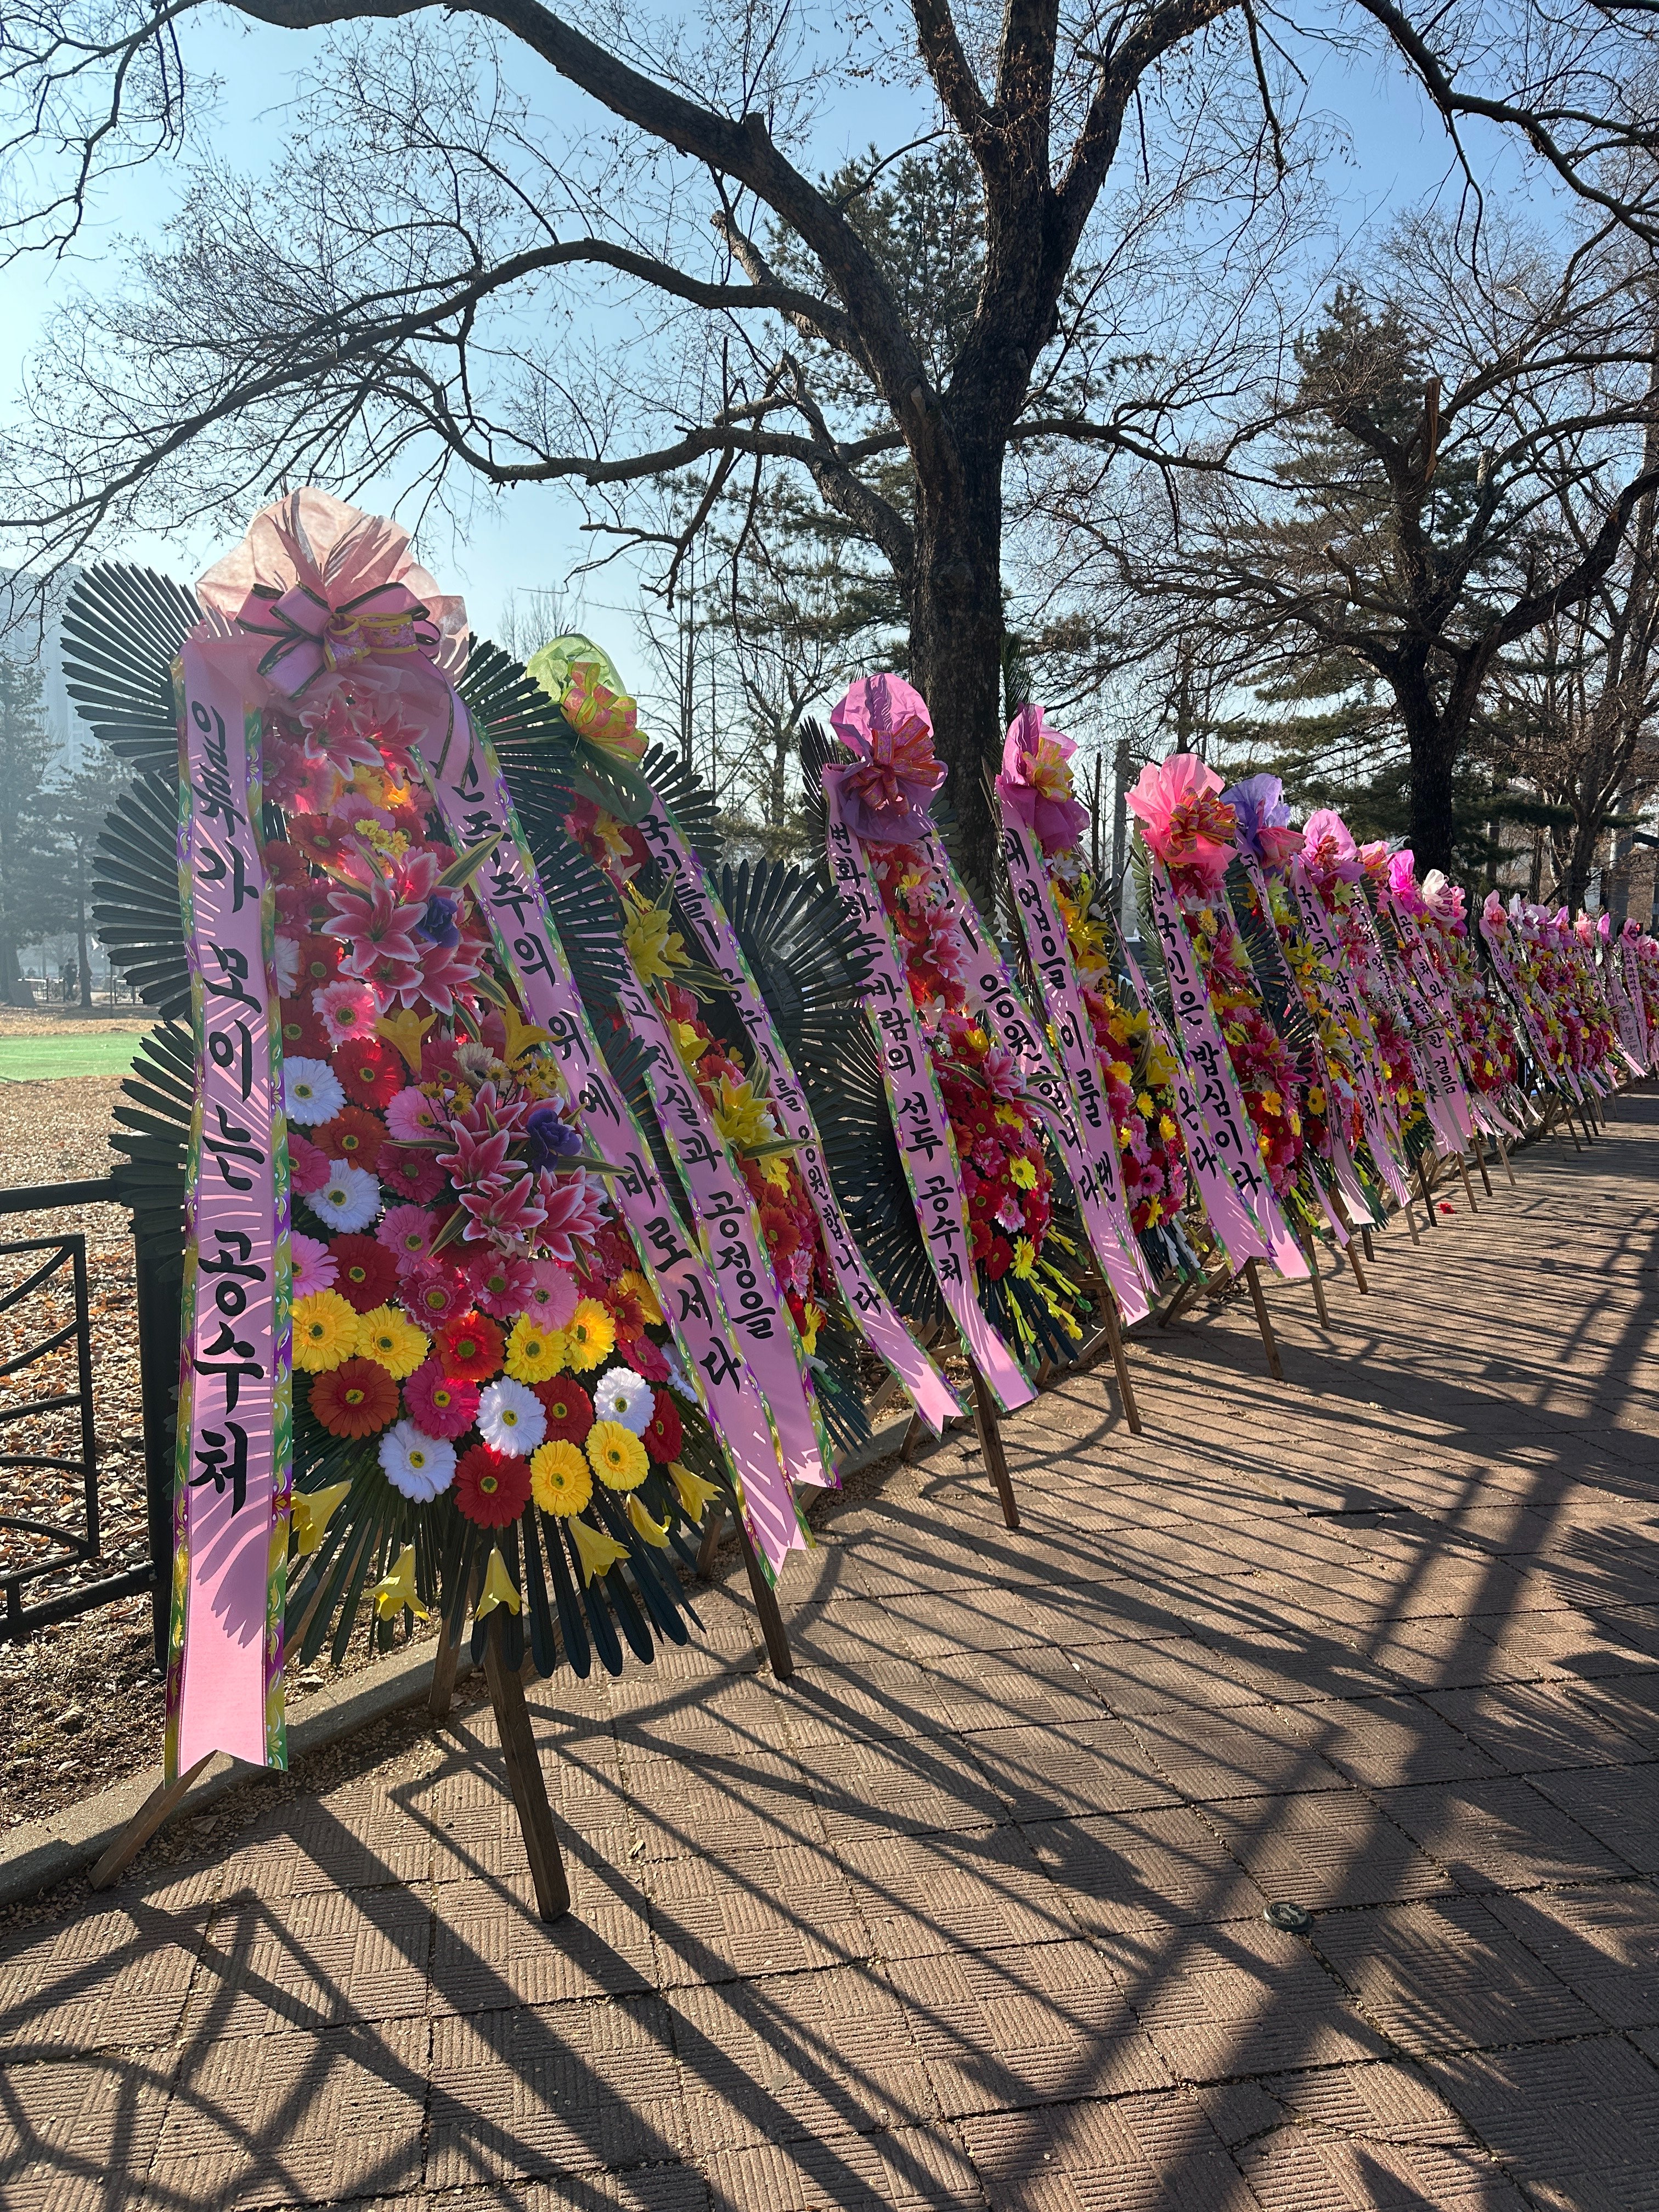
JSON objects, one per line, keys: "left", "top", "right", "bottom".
{"left": 6, "top": 1096, "right": 1659, "bottom": 2210}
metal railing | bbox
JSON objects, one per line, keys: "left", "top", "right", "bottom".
{"left": 0, "top": 1178, "right": 174, "bottom": 1658}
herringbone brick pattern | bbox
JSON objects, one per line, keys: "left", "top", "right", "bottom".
{"left": 5, "top": 1098, "right": 1659, "bottom": 2208}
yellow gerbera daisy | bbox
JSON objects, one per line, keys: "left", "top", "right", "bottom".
{"left": 506, "top": 1314, "right": 563, "bottom": 1383}
{"left": 1009, "top": 1157, "right": 1038, "bottom": 1190}
{"left": 292, "top": 1290, "right": 359, "bottom": 1373}
{"left": 565, "top": 1299, "right": 616, "bottom": 1372}
{"left": 616, "top": 1268, "right": 663, "bottom": 1325}
{"left": 531, "top": 1438, "right": 593, "bottom": 1517}
{"left": 586, "top": 1418, "right": 649, "bottom": 1491}
{"left": 354, "top": 1305, "right": 430, "bottom": 1380}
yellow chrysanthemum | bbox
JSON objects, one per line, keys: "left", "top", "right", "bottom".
{"left": 1009, "top": 1157, "right": 1038, "bottom": 1190}
{"left": 355, "top": 1305, "right": 430, "bottom": 1380}
{"left": 292, "top": 1290, "right": 359, "bottom": 1373}
{"left": 565, "top": 1299, "right": 616, "bottom": 1372}
{"left": 713, "top": 1076, "right": 777, "bottom": 1150}
{"left": 586, "top": 1418, "right": 649, "bottom": 1491}
{"left": 993, "top": 1104, "right": 1024, "bottom": 1128}
{"left": 623, "top": 902, "right": 689, "bottom": 986}
{"left": 506, "top": 1314, "right": 563, "bottom": 1383}
{"left": 531, "top": 1438, "right": 593, "bottom": 1516}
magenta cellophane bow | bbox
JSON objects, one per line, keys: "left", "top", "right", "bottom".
{"left": 1125, "top": 753, "right": 1237, "bottom": 889}
{"left": 826, "top": 674, "right": 947, "bottom": 844}
{"left": 996, "top": 703, "right": 1089, "bottom": 857}
{"left": 196, "top": 486, "right": 469, "bottom": 727}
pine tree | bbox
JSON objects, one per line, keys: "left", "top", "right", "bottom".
{"left": 0, "top": 653, "right": 65, "bottom": 1005}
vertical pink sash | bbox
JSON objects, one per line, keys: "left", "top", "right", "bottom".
{"left": 628, "top": 805, "right": 962, "bottom": 1434}
{"left": 1143, "top": 859, "right": 1306, "bottom": 1279}
{"left": 1617, "top": 937, "right": 1651, "bottom": 1071}
{"left": 1286, "top": 862, "right": 1411, "bottom": 1206}
{"left": 994, "top": 816, "right": 1154, "bottom": 1320}
{"left": 822, "top": 783, "right": 1034, "bottom": 1413}
{"left": 421, "top": 709, "right": 805, "bottom": 1571}
{"left": 170, "top": 641, "right": 291, "bottom": 1780}
{"left": 608, "top": 951, "right": 835, "bottom": 1489}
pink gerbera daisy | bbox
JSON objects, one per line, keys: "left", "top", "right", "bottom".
{"left": 403, "top": 1257, "right": 471, "bottom": 1329}
{"left": 290, "top": 1232, "right": 337, "bottom": 1297}
{"left": 376, "top": 1204, "right": 439, "bottom": 1272}
{"left": 313, "top": 978, "right": 382, "bottom": 1048}
{"left": 520, "top": 1260, "right": 579, "bottom": 1329}
{"left": 385, "top": 1087, "right": 445, "bottom": 1143}
{"left": 402, "top": 1357, "right": 480, "bottom": 1440}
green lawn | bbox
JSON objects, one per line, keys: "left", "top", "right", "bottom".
{"left": 0, "top": 1032, "right": 148, "bottom": 1081}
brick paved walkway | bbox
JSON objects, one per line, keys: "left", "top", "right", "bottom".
{"left": 7, "top": 1098, "right": 1659, "bottom": 2211}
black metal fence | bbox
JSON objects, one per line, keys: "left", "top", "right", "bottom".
{"left": 0, "top": 1178, "right": 174, "bottom": 1661}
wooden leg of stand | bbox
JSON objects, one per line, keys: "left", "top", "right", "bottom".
{"left": 899, "top": 1411, "right": 923, "bottom": 1464}
{"left": 969, "top": 1362, "right": 1019, "bottom": 1530}
{"left": 1329, "top": 1192, "right": 1369, "bottom": 1294}
{"left": 429, "top": 1558, "right": 483, "bottom": 1722}
{"left": 483, "top": 1614, "right": 569, "bottom": 1922}
{"left": 1100, "top": 1290, "right": 1142, "bottom": 1436}
{"left": 1159, "top": 1280, "right": 1200, "bottom": 1329}
{"left": 695, "top": 1504, "right": 728, "bottom": 1580}
{"left": 1344, "top": 1232, "right": 1369, "bottom": 1292}
{"left": 1472, "top": 1139, "right": 1494, "bottom": 1198}
{"left": 1361, "top": 1226, "right": 1375, "bottom": 1264}
{"left": 1403, "top": 1201, "right": 1421, "bottom": 1245}
{"left": 89, "top": 1754, "right": 215, "bottom": 1891}
{"left": 1455, "top": 1152, "right": 1479, "bottom": 1212}
{"left": 1417, "top": 1157, "right": 1439, "bottom": 1226}
{"left": 1301, "top": 1234, "right": 1331, "bottom": 1329}
{"left": 1243, "top": 1260, "right": 1284, "bottom": 1383}
{"left": 1496, "top": 1134, "right": 1516, "bottom": 1188}
{"left": 732, "top": 1511, "right": 794, "bottom": 1680}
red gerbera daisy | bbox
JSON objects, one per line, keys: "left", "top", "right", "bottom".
{"left": 329, "top": 1233, "right": 398, "bottom": 1313}
{"left": 379, "top": 1145, "right": 445, "bottom": 1204}
{"left": 279, "top": 997, "right": 329, "bottom": 1061}
{"left": 533, "top": 1376, "right": 594, "bottom": 1447}
{"left": 438, "top": 1311, "right": 505, "bottom": 1383}
{"left": 336, "top": 1037, "right": 404, "bottom": 1109}
{"left": 314, "top": 1104, "right": 387, "bottom": 1172}
{"left": 288, "top": 814, "right": 352, "bottom": 868}
{"left": 454, "top": 1443, "right": 532, "bottom": 1528}
{"left": 310, "top": 1357, "right": 398, "bottom": 1438}
{"left": 642, "top": 1390, "right": 683, "bottom": 1464}
{"left": 983, "top": 1235, "right": 1015, "bottom": 1283}
{"left": 296, "top": 932, "right": 342, "bottom": 993}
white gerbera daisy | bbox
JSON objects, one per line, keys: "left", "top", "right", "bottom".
{"left": 592, "top": 1363, "right": 654, "bottom": 1436}
{"left": 379, "top": 1420, "right": 457, "bottom": 1502}
{"left": 477, "top": 1375, "right": 547, "bottom": 1455}
{"left": 284, "top": 1056, "right": 346, "bottom": 1126}
{"left": 273, "top": 933, "right": 301, "bottom": 996}
{"left": 306, "top": 1161, "right": 381, "bottom": 1234}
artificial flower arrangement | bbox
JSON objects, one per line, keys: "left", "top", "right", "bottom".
{"left": 814, "top": 677, "right": 1084, "bottom": 1384}
{"left": 1570, "top": 914, "right": 1628, "bottom": 1084}
{"left": 1127, "top": 756, "right": 1321, "bottom": 1271}
{"left": 995, "top": 707, "right": 1195, "bottom": 1284}
{"left": 1477, "top": 891, "right": 1577, "bottom": 1099}
{"left": 77, "top": 495, "right": 812, "bottom": 1791}
{"left": 1412, "top": 871, "right": 1529, "bottom": 1130}
{"left": 1297, "top": 810, "right": 1434, "bottom": 1165}
{"left": 1509, "top": 901, "right": 1610, "bottom": 1097}
{"left": 1219, "top": 774, "right": 1390, "bottom": 1223}
{"left": 506, "top": 631, "right": 883, "bottom": 1469}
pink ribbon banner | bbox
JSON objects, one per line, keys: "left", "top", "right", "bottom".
{"left": 1381, "top": 895, "right": 1477, "bottom": 1149}
{"left": 1617, "top": 935, "right": 1651, "bottom": 1073}
{"left": 628, "top": 804, "right": 962, "bottom": 1434}
{"left": 170, "top": 640, "right": 291, "bottom": 1780}
{"left": 1286, "top": 861, "right": 1412, "bottom": 1206}
{"left": 609, "top": 941, "right": 836, "bottom": 1490}
{"left": 1480, "top": 907, "right": 1575, "bottom": 1098}
{"left": 822, "top": 778, "right": 1034, "bottom": 1414}
{"left": 994, "top": 815, "right": 1154, "bottom": 1321}
{"left": 1143, "top": 857, "right": 1306, "bottom": 1279}
{"left": 421, "top": 710, "right": 805, "bottom": 1571}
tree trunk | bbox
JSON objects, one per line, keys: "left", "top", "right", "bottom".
{"left": 1406, "top": 725, "right": 1457, "bottom": 876}
{"left": 907, "top": 448, "right": 1006, "bottom": 899}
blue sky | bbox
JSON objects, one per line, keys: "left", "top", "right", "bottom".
{"left": 1, "top": 8, "right": 1534, "bottom": 699}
